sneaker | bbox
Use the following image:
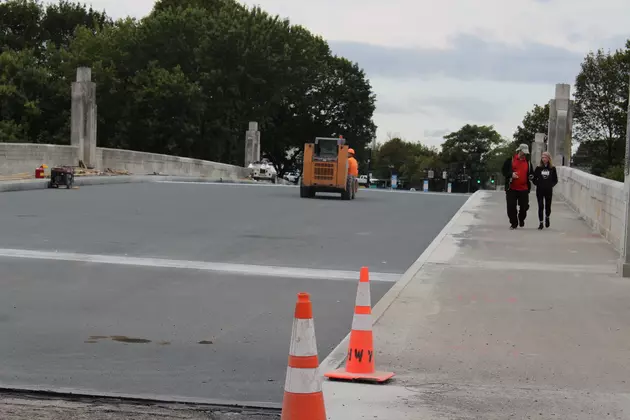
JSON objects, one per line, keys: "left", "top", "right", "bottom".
{"left": 538, "top": 222, "right": 543, "bottom": 230}
{"left": 519, "top": 220, "right": 525, "bottom": 228}
{"left": 545, "top": 217, "right": 550, "bottom": 228}
{"left": 510, "top": 224, "right": 518, "bottom": 230}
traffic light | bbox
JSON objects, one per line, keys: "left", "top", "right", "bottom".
{"left": 490, "top": 175, "right": 495, "bottom": 184}
{"left": 476, "top": 179, "right": 481, "bottom": 184}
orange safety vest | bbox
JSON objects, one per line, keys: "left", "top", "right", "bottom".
{"left": 348, "top": 157, "right": 359, "bottom": 177}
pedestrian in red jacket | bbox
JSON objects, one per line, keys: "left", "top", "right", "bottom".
{"left": 501, "top": 143, "right": 535, "bottom": 230}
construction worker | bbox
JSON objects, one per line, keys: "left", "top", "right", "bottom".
{"left": 348, "top": 148, "right": 359, "bottom": 193}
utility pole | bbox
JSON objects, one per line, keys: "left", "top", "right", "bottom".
{"left": 620, "top": 75, "right": 630, "bottom": 277}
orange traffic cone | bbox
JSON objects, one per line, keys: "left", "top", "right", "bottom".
{"left": 281, "top": 292, "right": 327, "bottom": 420}
{"left": 325, "top": 267, "right": 395, "bottom": 383}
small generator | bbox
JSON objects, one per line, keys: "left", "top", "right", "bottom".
{"left": 48, "top": 166, "right": 74, "bottom": 189}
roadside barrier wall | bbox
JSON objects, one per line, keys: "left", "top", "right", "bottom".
{"left": 556, "top": 166, "right": 624, "bottom": 251}
{"left": 0, "top": 143, "right": 249, "bottom": 181}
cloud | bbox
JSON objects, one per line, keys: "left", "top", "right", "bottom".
{"left": 329, "top": 35, "right": 586, "bottom": 84}
{"left": 424, "top": 128, "right": 451, "bottom": 139}
{"left": 369, "top": 76, "right": 555, "bottom": 146}
{"left": 377, "top": 94, "right": 505, "bottom": 121}
{"left": 422, "top": 96, "right": 506, "bottom": 121}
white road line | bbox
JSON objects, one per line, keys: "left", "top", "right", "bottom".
{"left": 0, "top": 248, "right": 400, "bottom": 283}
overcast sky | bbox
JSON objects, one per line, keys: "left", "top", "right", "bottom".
{"left": 60, "top": 0, "right": 629, "bottom": 147}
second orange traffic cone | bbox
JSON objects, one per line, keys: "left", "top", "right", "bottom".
{"left": 281, "top": 292, "right": 327, "bottom": 420}
{"left": 325, "top": 267, "right": 395, "bottom": 383}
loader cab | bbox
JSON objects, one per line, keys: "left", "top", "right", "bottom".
{"left": 314, "top": 137, "right": 344, "bottom": 161}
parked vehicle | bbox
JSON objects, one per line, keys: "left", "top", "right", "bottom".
{"left": 248, "top": 160, "right": 277, "bottom": 183}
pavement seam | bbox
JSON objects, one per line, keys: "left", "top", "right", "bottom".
{"left": 443, "top": 259, "right": 618, "bottom": 274}
{"left": 0, "top": 176, "right": 278, "bottom": 193}
{"left": 0, "top": 385, "right": 283, "bottom": 411}
{"left": 318, "top": 190, "right": 483, "bottom": 374}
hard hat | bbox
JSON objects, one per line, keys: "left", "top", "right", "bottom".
{"left": 348, "top": 148, "right": 355, "bottom": 155}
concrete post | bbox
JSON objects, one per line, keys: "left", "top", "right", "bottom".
{"left": 244, "top": 121, "right": 261, "bottom": 167}
{"left": 71, "top": 67, "right": 97, "bottom": 168}
{"left": 565, "top": 97, "right": 574, "bottom": 166}
{"left": 619, "top": 76, "right": 630, "bottom": 277}
{"left": 547, "top": 99, "right": 557, "bottom": 159}
{"left": 70, "top": 83, "right": 85, "bottom": 162}
{"left": 546, "top": 84, "right": 574, "bottom": 166}
{"left": 532, "top": 133, "right": 545, "bottom": 166}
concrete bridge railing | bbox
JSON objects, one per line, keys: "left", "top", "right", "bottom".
{"left": 556, "top": 166, "right": 624, "bottom": 251}
{"left": 0, "top": 142, "right": 250, "bottom": 180}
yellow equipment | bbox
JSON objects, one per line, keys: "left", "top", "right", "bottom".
{"left": 300, "top": 136, "right": 357, "bottom": 200}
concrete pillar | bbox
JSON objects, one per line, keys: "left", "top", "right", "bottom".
{"left": 546, "top": 84, "right": 574, "bottom": 166}
{"left": 70, "top": 83, "right": 85, "bottom": 161}
{"left": 547, "top": 99, "right": 557, "bottom": 158}
{"left": 619, "top": 76, "right": 630, "bottom": 277}
{"left": 565, "top": 97, "right": 574, "bottom": 165}
{"left": 532, "top": 133, "right": 545, "bottom": 166}
{"left": 244, "top": 121, "right": 261, "bottom": 167}
{"left": 71, "top": 67, "right": 97, "bottom": 168}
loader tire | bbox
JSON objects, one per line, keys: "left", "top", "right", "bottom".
{"left": 341, "top": 176, "right": 352, "bottom": 200}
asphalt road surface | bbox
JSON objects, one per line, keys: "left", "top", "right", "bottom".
{"left": 0, "top": 182, "right": 467, "bottom": 404}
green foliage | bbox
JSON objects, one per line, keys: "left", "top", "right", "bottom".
{"left": 441, "top": 124, "right": 503, "bottom": 166}
{"left": 440, "top": 124, "right": 505, "bottom": 185}
{"left": 0, "top": 47, "right": 69, "bottom": 143}
{"left": 371, "top": 137, "right": 442, "bottom": 184}
{"left": 0, "top": 0, "right": 110, "bottom": 53}
{"left": 0, "top": 0, "right": 377, "bottom": 173}
{"left": 512, "top": 103, "right": 549, "bottom": 151}
{"left": 602, "top": 164, "right": 624, "bottom": 182}
{"left": 484, "top": 141, "right": 513, "bottom": 175}
{"left": 574, "top": 43, "right": 630, "bottom": 168}
{"left": 371, "top": 127, "right": 507, "bottom": 189}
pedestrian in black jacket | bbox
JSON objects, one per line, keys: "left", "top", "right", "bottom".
{"left": 502, "top": 143, "right": 535, "bottom": 229}
{"left": 532, "top": 151, "right": 558, "bottom": 230}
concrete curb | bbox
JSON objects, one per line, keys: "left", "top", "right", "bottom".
{"left": 318, "top": 190, "right": 483, "bottom": 374}
{"left": 0, "top": 175, "right": 270, "bottom": 193}
{"left": 0, "top": 384, "right": 282, "bottom": 411}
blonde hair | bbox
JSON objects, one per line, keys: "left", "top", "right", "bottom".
{"left": 539, "top": 152, "right": 554, "bottom": 168}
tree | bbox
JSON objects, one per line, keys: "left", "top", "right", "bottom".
{"left": 0, "top": 0, "right": 43, "bottom": 52}
{"left": 512, "top": 103, "right": 549, "bottom": 151}
{"left": 0, "top": 0, "right": 110, "bottom": 53}
{"left": 0, "top": 47, "right": 69, "bottom": 144}
{"left": 41, "top": 1, "right": 111, "bottom": 50}
{"left": 440, "top": 124, "right": 504, "bottom": 185}
{"left": 441, "top": 125, "right": 503, "bottom": 164}
{"left": 573, "top": 42, "right": 630, "bottom": 169}
{"left": 484, "top": 140, "right": 513, "bottom": 175}
{"left": 0, "top": 0, "right": 378, "bottom": 172}
{"left": 372, "top": 137, "right": 441, "bottom": 186}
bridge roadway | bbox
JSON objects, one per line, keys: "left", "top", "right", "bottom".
{"left": 0, "top": 182, "right": 467, "bottom": 405}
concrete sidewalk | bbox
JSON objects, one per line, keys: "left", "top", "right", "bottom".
{"left": 324, "top": 190, "right": 630, "bottom": 419}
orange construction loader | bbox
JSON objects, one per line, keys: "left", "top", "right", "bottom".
{"left": 299, "top": 136, "right": 357, "bottom": 200}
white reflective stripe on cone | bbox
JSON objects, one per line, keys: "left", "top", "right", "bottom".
{"left": 284, "top": 367, "right": 323, "bottom": 393}
{"left": 351, "top": 313, "right": 373, "bottom": 331}
{"left": 289, "top": 318, "right": 318, "bottom": 357}
{"left": 355, "top": 282, "right": 371, "bottom": 307}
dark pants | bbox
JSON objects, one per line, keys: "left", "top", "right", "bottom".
{"left": 536, "top": 188, "right": 553, "bottom": 221}
{"left": 506, "top": 189, "right": 529, "bottom": 226}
